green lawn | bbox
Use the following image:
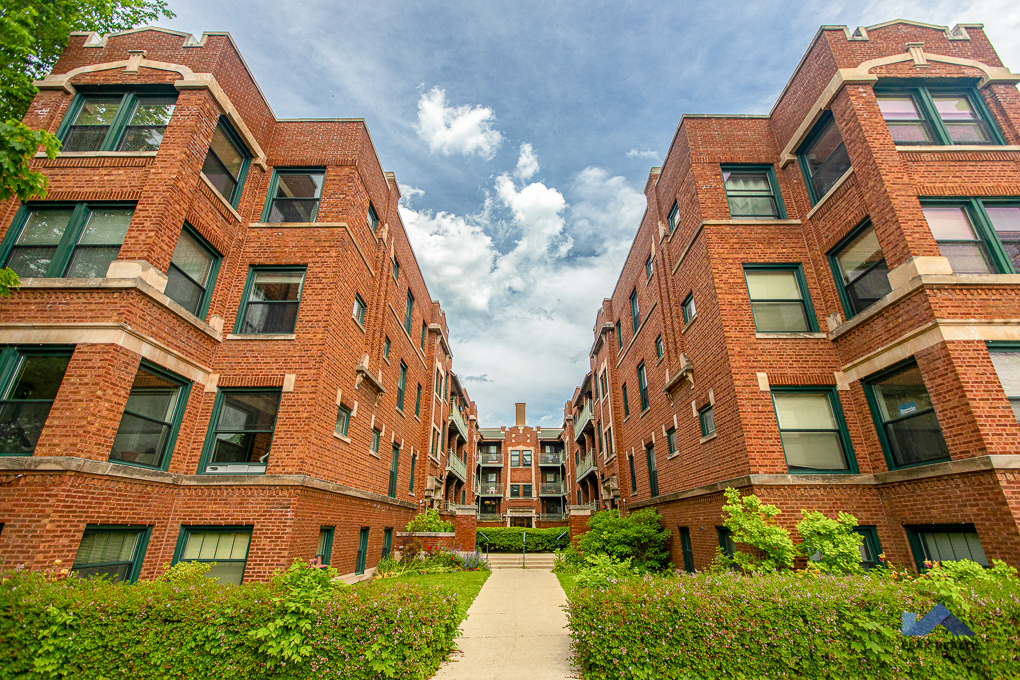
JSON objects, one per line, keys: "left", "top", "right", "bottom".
{"left": 554, "top": 570, "right": 577, "bottom": 597}
{"left": 367, "top": 570, "right": 490, "bottom": 621}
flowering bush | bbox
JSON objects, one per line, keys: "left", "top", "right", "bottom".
{"left": 405, "top": 508, "right": 454, "bottom": 533}
{"left": 376, "top": 547, "right": 482, "bottom": 578}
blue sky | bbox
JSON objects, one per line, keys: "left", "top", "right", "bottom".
{"left": 155, "top": 0, "right": 1020, "bottom": 427}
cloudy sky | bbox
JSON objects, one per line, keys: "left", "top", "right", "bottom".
{"left": 155, "top": 0, "right": 1020, "bottom": 427}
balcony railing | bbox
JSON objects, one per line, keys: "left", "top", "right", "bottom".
{"left": 540, "top": 512, "right": 568, "bottom": 522}
{"left": 475, "top": 482, "right": 504, "bottom": 496}
{"left": 477, "top": 452, "right": 503, "bottom": 466}
{"left": 538, "top": 451, "right": 565, "bottom": 466}
{"left": 574, "top": 401, "right": 593, "bottom": 442}
{"left": 576, "top": 455, "right": 597, "bottom": 482}
{"left": 449, "top": 407, "right": 469, "bottom": 442}
{"left": 446, "top": 451, "right": 467, "bottom": 482}
{"left": 540, "top": 481, "right": 566, "bottom": 496}
{"left": 477, "top": 512, "right": 503, "bottom": 522}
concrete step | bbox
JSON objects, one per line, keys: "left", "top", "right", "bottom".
{"left": 485, "top": 553, "right": 557, "bottom": 569}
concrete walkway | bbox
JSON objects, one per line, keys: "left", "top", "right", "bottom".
{"left": 433, "top": 568, "right": 575, "bottom": 680}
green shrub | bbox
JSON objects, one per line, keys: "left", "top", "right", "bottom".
{"left": 914, "top": 559, "right": 1020, "bottom": 616}
{"left": 0, "top": 560, "right": 459, "bottom": 679}
{"left": 377, "top": 548, "right": 466, "bottom": 577}
{"left": 577, "top": 509, "right": 671, "bottom": 572}
{"left": 553, "top": 545, "right": 584, "bottom": 573}
{"left": 797, "top": 509, "right": 864, "bottom": 574}
{"left": 574, "top": 554, "right": 640, "bottom": 590}
{"left": 568, "top": 570, "right": 1020, "bottom": 679}
{"left": 475, "top": 527, "right": 570, "bottom": 553}
{"left": 405, "top": 508, "right": 454, "bottom": 533}
{"left": 719, "top": 487, "right": 796, "bottom": 572}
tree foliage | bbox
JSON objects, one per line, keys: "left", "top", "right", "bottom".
{"left": 719, "top": 487, "right": 797, "bottom": 572}
{"left": 797, "top": 509, "right": 864, "bottom": 574}
{"left": 577, "top": 508, "right": 672, "bottom": 572}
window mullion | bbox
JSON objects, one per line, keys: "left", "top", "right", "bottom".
{"left": 101, "top": 94, "right": 134, "bottom": 152}
{"left": 0, "top": 347, "right": 19, "bottom": 397}
{"left": 260, "top": 170, "right": 281, "bottom": 222}
{"left": 971, "top": 198, "right": 1012, "bottom": 274}
{"left": 915, "top": 88, "right": 949, "bottom": 145}
{"left": 49, "top": 203, "right": 91, "bottom": 277}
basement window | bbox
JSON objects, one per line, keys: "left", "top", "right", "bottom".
{"left": 906, "top": 524, "right": 988, "bottom": 572}
{"left": 173, "top": 526, "right": 252, "bottom": 585}
{"left": 72, "top": 526, "right": 151, "bottom": 583}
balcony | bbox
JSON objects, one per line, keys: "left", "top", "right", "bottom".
{"left": 476, "top": 482, "right": 504, "bottom": 496}
{"left": 539, "top": 481, "right": 566, "bottom": 496}
{"left": 538, "top": 451, "right": 565, "bottom": 466}
{"left": 540, "top": 512, "right": 568, "bottom": 522}
{"left": 449, "top": 407, "right": 469, "bottom": 442}
{"left": 574, "top": 401, "right": 593, "bottom": 442}
{"left": 477, "top": 451, "right": 504, "bottom": 467}
{"left": 576, "top": 455, "right": 597, "bottom": 482}
{"left": 477, "top": 512, "right": 503, "bottom": 522}
{"left": 446, "top": 451, "right": 467, "bottom": 482}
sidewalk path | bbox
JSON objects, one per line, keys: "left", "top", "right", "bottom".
{"left": 433, "top": 568, "right": 575, "bottom": 680}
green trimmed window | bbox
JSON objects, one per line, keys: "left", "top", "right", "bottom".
{"left": 744, "top": 265, "right": 816, "bottom": 332}
{"left": 615, "top": 321, "right": 622, "bottom": 349}
{"left": 988, "top": 345, "right": 1020, "bottom": 422}
{"left": 797, "top": 112, "right": 852, "bottom": 205}
{"left": 262, "top": 169, "right": 324, "bottom": 223}
{"left": 510, "top": 484, "right": 521, "bottom": 498}
{"left": 335, "top": 404, "right": 351, "bottom": 437}
{"left": 600, "top": 372, "right": 608, "bottom": 400}
{"left": 864, "top": 360, "right": 949, "bottom": 469}
{"left": 645, "top": 253, "right": 653, "bottom": 278}
{"left": 629, "top": 454, "right": 637, "bottom": 492}
{"left": 59, "top": 92, "right": 176, "bottom": 152}
{"left": 355, "top": 527, "right": 369, "bottom": 575}
{"left": 906, "top": 524, "right": 988, "bottom": 572}
{"left": 597, "top": 423, "right": 603, "bottom": 454}
{"left": 368, "top": 205, "right": 379, "bottom": 234}
{"left": 721, "top": 165, "right": 785, "bottom": 219}
{"left": 109, "top": 363, "right": 190, "bottom": 470}
{"left": 382, "top": 528, "right": 393, "bottom": 559}
{"left": 699, "top": 404, "right": 716, "bottom": 437}
{"left": 174, "top": 526, "right": 252, "bottom": 585}
{"left": 404, "top": 291, "right": 414, "bottom": 335}
{"left": 414, "top": 384, "right": 422, "bottom": 417}
{"left": 409, "top": 453, "right": 416, "bottom": 493}
{"left": 682, "top": 294, "right": 696, "bottom": 325}
{"left": 922, "top": 200, "right": 1020, "bottom": 274}
{"left": 522, "top": 450, "right": 532, "bottom": 466}
{"left": 392, "top": 257, "right": 400, "bottom": 281}
{"left": 235, "top": 267, "right": 306, "bottom": 334}
{"left": 389, "top": 443, "right": 400, "bottom": 498}
{"left": 353, "top": 294, "right": 367, "bottom": 325}
{"left": 629, "top": 288, "right": 640, "bottom": 333}
{"left": 165, "top": 225, "right": 220, "bottom": 318}
{"left": 522, "top": 484, "right": 532, "bottom": 498}
{"left": 604, "top": 427, "right": 613, "bottom": 455}
{"left": 717, "top": 526, "right": 736, "bottom": 558}
{"left": 1, "top": 203, "right": 133, "bottom": 279}
{"left": 202, "top": 118, "right": 250, "bottom": 207}
{"left": 396, "top": 361, "right": 407, "bottom": 411}
{"left": 317, "top": 527, "right": 334, "bottom": 566}
{"left": 771, "top": 388, "right": 855, "bottom": 472}
{"left": 828, "top": 220, "right": 892, "bottom": 318}
{"left": 678, "top": 527, "right": 695, "bottom": 573}
{"left": 646, "top": 443, "right": 658, "bottom": 497}
{"left": 655, "top": 335, "right": 663, "bottom": 359}
{"left": 876, "top": 86, "right": 1003, "bottom": 146}
{"left": 637, "top": 362, "right": 649, "bottom": 412}
{"left": 371, "top": 428, "right": 381, "bottom": 455}
{"left": 666, "top": 427, "right": 677, "bottom": 456}
{"left": 384, "top": 336, "right": 391, "bottom": 360}
{"left": 72, "top": 525, "right": 150, "bottom": 583}
{"left": 420, "top": 321, "right": 427, "bottom": 351}
{"left": 201, "top": 389, "right": 282, "bottom": 474}
{"left": 510, "top": 450, "right": 520, "bottom": 467}
{"left": 856, "top": 526, "right": 882, "bottom": 571}
{"left": 0, "top": 347, "right": 71, "bottom": 455}
{"left": 668, "top": 202, "right": 680, "bottom": 233}
{"left": 622, "top": 383, "right": 630, "bottom": 417}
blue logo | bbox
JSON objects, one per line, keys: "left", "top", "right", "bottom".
{"left": 901, "top": 603, "right": 974, "bottom": 637}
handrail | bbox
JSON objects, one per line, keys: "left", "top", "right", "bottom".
{"left": 522, "top": 531, "right": 527, "bottom": 569}
{"left": 478, "top": 531, "right": 490, "bottom": 560}
{"left": 556, "top": 530, "right": 569, "bottom": 550}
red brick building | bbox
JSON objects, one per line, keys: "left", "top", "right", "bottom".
{"left": 568, "top": 20, "right": 1020, "bottom": 573}
{"left": 0, "top": 27, "right": 478, "bottom": 584}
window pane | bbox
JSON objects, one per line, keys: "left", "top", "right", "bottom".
{"left": 921, "top": 531, "right": 988, "bottom": 566}
{"left": 781, "top": 431, "right": 847, "bottom": 470}
{"left": 118, "top": 97, "right": 176, "bottom": 151}
{"left": 268, "top": 173, "right": 324, "bottom": 223}
{"left": 885, "top": 411, "right": 949, "bottom": 466}
{"left": 836, "top": 228, "right": 882, "bottom": 283}
{"left": 217, "top": 392, "right": 281, "bottom": 431}
{"left": 877, "top": 97, "right": 924, "bottom": 121}
{"left": 723, "top": 170, "right": 771, "bottom": 192}
{"left": 932, "top": 96, "right": 991, "bottom": 144}
{"left": 64, "top": 208, "right": 133, "bottom": 278}
{"left": 727, "top": 196, "right": 778, "bottom": 218}
{"left": 209, "top": 124, "right": 244, "bottom": 180}
{"left": 276, "top": 173, "right": 323, "bottom": 199}
{"left": 250, "top": 271, "right": 303, "bottom": 302}
{"left": 63, "top": 97, "right": 121, "bottom": 151}
{"left": 923, "top": 206, "right": 978, "bottom": 240}
{"left": 870, "top": 364, "right": 932, "bottom": 421}
{"left": 6, "top": 355, "right": 70, "bottom": 401}
{"left": 170, "top": 231, "right": 214, "bottom": 287}
{"left": 877, "top": 96, "right": 933, "bottom": 144}
{"left": 6, "top": 210, "right": 75, "bottom": 278}
{"left": 989, "top": 352, "right": 1020, "bottom": 398}
{"left": 933, "top": 96, "right": 980, "bottom": 121}
{"left": 110, "top": 368, "right": 180, "bottom": 467}
{"left": 75, "top": 531, "right": 138, "bottom": 565}
{"left": 202, "top": 151, "right": 237, "bottom": 199}
{"left": 987, "top": 207, "right": 1020, "bottom": 272}
{"left": 165, "top": 270, "right": 203, "bottom": 315}
{"left": 751, "top": 302, "right": 810, "bottom": 332}
{"left": 937, "top": 243, "right": 993, "bottom": 274}
{"left": 747, "top": 270, "right": 801, "bottom": 300}
{"left": 803, "top": 118, "right": 852, "bottom": 199}
{"left": 774, "top": 392, "right": 837, "bottom": 430}
{"left": 0, "top": 355, "right": 70, "bottom": 454}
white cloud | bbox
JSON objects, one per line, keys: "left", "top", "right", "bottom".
{"left": 626, "top": 147, "right": 660, "bottom": 161}
{"left": 399, "top": 185, "right": 425, "bottom": 206}
{"left": 514, "top": 142, "right": 540, "bottom": 181}
{"left": 415, "top": 86, "right": 504, "bottom": 159}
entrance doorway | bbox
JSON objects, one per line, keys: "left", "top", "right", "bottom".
{"left": 510, "top": 516, "right": 533, "bottom": 528}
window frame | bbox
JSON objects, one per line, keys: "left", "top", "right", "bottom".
{"left": 668, "top": 201, "right": 680, "bottom": 233}
{"left": 165, "top": 222, "right": 221, "bottom": 320}
{"left": 420, "top": 321, "right": 427, "bottom": 351}
{"left": 335, "top": 404, "right": 351, "bottom": 437}
{"left": 646, "top": 443, "right": 658, "bottom": 497}
{"left": 109, "top": 360, "right": 192, "bottom": 471}
{"left": 510, "top": 484, "right": 521, "bottom": 498}
{"left": 368, "top": 204, "right": 379, "bottom": 234}
{"left": 742, "top": 264, "right": 818, "bottom": 333}
{"left": 382, "top": 527, "right": 393, "bottom": 559}
{"left": 317, "top": 526, "right": 334, "bottom": 566}
{"left": 796, "top": 111, "right": 852, "bottom": 206}
{"left": 629, "top": 288, "right": 640, "bottom": 333}
{"left": 201, "top": 116, "right": 251, "bottom": 208}
{"left": 645, "top": 253, "right": 653, "bottom": 279}
{"left": 55, "top": 89, "right": 178, "bottom": 153}
{"left": 717, "top": 526, "right": 736, "bottom": 559}
{"left": 414, "top": 383, "right": 422, "bottom": 417}
{"left": 621, "top": 382, "right": 630, "bottom": 418}
{"left": 905, "top": 523, "right": 988, "bottom": 573}
{"left": 826, "top": 218, "right": 892, "bottom": 319}
{"left": 720, "top": 164, "right": 787, "bottom": 220}
{"left": 232, "top": 265, "right": 307, "bottom": 335}
{"left": 986, "top": 341, "right": 1020, "bottom": 423}
{"left": 699, "top": 404, "right": 716, "bottom": 437}
{"left": 628, "top": 454, "right": 637, "bottom": 492}
{"left": 615, "top": 321, "right": 622, "bottom": 350}
{"left": 388, "top": 443, "right": 400, "bottom": 498}
{"left": 172, "top": 525, "right": 253, "bottom": 585}
{"left": 396, "top": 361, "right": 407, "bottom": 412}
{"left": 0, "top": 345, "right": 73, "bottom": 456}
{"left": 875, "top": 84, "right": 1005, "bottom": 147}
{"left": 383, "top": 336, "right": 391, "bottom": 360}
{"left": 666, "top": 427, "right": 677, "bottom": 456}
{"left": 352, "top": 295, "right": 367, "bottom": 326}
{"left": 404, "top": 291, "right": 414, "bottom": 335}
{"left": 655, "top": 335, "right": 663, "bottom": 359}
{"left": 855, "top": 526, "right": 882, "bottom": 571}
{"left": 920, "top": 197, "right": 1020, "bottom": 275}
{"left": 769, "top": 386, "right": 857, "bottom": 474}
{"left": 197, "top": 387, "right": 283, "bottom": 475}
{"left": 682, "top": 294, "right": 696, "bottom": 325}
{"left": 355, "top": 527, "right": 369, "bottom": 575}
{"left": 260, "top": 167, "right": 325, "bottom": 223}
{"left": 678, "top": 527, "right": 695, "bottom": 573}
{"left": 637, "top": 362, "right": 649, "bottom": 412}
{"left": 72, "top": 524, "right": 152, "bottom": 584}
{"left": 510, "top": 450, "right": 520, "bottom": 467}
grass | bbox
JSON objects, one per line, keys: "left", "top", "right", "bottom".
{"left": 368, "top": 570, "right": 491, "bottom": 621}
{"left": 554, "top": 570, "right": 578, "bottom": 597}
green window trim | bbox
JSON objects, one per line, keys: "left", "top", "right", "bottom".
{"left": 392, "top": 257, "right": 400, "bottom": 281}
{"left": 645, "top": 253, "right": 653, "bottom": 279}
{"left": 355, "top": 527, "right": 369, "bottom": 575}
{"left": 615, "top": 321, "right": 622, "bottom": 350}
{"left": 408, "top": 453, "right": 416, "bottom": 493}
{"left": 202, "top": 116, "right": 251, "bottom": 208}
{"left": 232, "top": 265, "right": 307, "bottom": 335}
{"left": 986, "top": 341, "right": 1020, "bottom": 423}
{"left": 353, "top": 294, "right": 367, "bottom": 326}
{"left": 404, "top": 291, "right": 414, "bottom": 335}
{"left": 335, "top": 404, "right": 351, "bottom": 437}
{"left": 655, "top": 335, "right": 663, "bottom": 359}
{"left": 855, "top": 526, "right": 882, "bottom": 571}
{"left": 717, "top": 526, "right": 736, "bottom": 558}
{"left": 743, "top": 264, "right": 819, "bottom": 333}
{"left": 699, "top": 404, "right": 716, "bottom": 437}
{"left": 382, "top": 528, "right": 393, "bottom": 559}
{"left": 166, "top": 222, "right": 221, "bottom": 320}
{"left": 682, "top": 294, "right": 696, "bottom": 325}
{"left": 720, "top": 164, "right": 787, "bottom": 220}
{"left": 629, "top": 288, "right": 640, "bottom": 333}
{"left": 259, "top": 167, "right": 325, "bottom": 223}
{"left": 637, "top": 362, "right": 649, "bottom": 412}
{"left": 646, "top": 444, "right": 658, "bottom": 497}
{"left": 197, "top": 387, "right": 282, "bottom": 475}
{"left": 371, "top": 428, "right": 381, "bottom": 455}
{"left": 420, "top": 321, "right": 427, "bottom": 351}
{"left": 826, "top": 218, "right": 892, "bottom": 320}
{"left": 920, "top": 197, "right": 1020, "bottom": 276}
{"left": 621, "top": 383, "right": 630, "bottom": 418}
{"left": 388, "top": 443, "right": 400, "bottom": 498}
{"left": 383, "top": 337, "right": 391, "bottom": 360}
{"left": 628, "top": 454, "right": 637, "bottom": 492}
{"left": 109, "top": 360, "right": 192, "bottom": 472}
{"left": 905, "top": 523, "right": 988, "bottom": 573}
{"left": 797, "top": 111, "right": 852, "bottom": 206}
{"left": 396, "top": 361, "right": 407, "bottom": 412}
{"left": 0, "top": 345, "right": 73, "bottom": 456}
{"left": 55, "top": 90, "right": 178, "bottom": 153}
{"left": 317, "top": 526, "right": 334, "bottom": 566}
{"left": 678, "top": 527, "right": 695, "bottom": 573}
{"left": 510, "top": 484, "right": 520, "bottom": 498}
{"left": 172, "top": 525, "right": 253, "bottom": 585}
{"left": 414, "top": 384, "right": 422, "bottom": 417}
{"left": 72, "top": 524, "right": 152, "bottom": 584}
{"left": 368, "top": 205, "right": 379, "bottom": 234}
{"left": 770, "top": 386, "right": 858, "bottom": 474}
{"left": 666, "top": 427, "right": 677, "bottom": 456}
{"left": 874, "top": 84, "right": 1005, "bottom": 147}
{"left": 668, "top": 201, "right": 680, "bottom": 233}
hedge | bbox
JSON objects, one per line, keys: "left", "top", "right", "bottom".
{"left": 476, "top": 527, "right": 570, "bottom": 552}
{"left": 568, "top": 571, "right": 1020, "bottom": 679}
{"left": 0, "top": 567, "right": 459, "bottom": 679}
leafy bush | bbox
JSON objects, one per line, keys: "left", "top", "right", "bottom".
{"left": 718, "top": 487, "right": 796, "bottom": 572}
{"left": 914, "top": 559, "right": 1020, "bottom": 616}
{"left": 405, "top": 508, "right": 454, "bottom": 533}
{"left": 574, "top": 554, "right": 640, "bottom": 590}
{"left": 476, "top": 527, "right": 570, "bottom": 553}
{"left": 0, "top": 560, "right": 459, "bottom": 679}
{"left": 577, "top": 509, "right": 671, "bottom": 572}
{"left": 797, "top": 509, "right": 864, "bottom": 574}
{"left": 568, "top": 569, "right": 1020, "bottom": 679}
{"left": 553, "top": 545, "right": 585, "bottom": 573}
{"left": 377, "top": 547, "right": 472, "bottom": 578}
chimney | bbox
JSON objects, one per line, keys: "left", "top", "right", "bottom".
{"left": 515, "top": 402, "right": 526, "bottom": 427}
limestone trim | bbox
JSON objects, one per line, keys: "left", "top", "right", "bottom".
{"left": 428, "top": 322, "right": 453, "bottom": 357}
{"left": 897, "top": 145, "right": 1020, "bottom": 154}
{"left": 199, "top": 172, "right": 244, "bottom": 222}
{"left": 0, "top": 322, "right": 212, "bottom": 385}
{"left": 0, "top": 456, "right": 418, "bottom": 509}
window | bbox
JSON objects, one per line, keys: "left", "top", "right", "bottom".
{"left": 522, "top": 450, "right": 532, "bottom": 466}
{"left": 592, "top": 377, "right": 598, "bottom": 401}
{"left": 597, "top": 424, "right": 603, "bottom": 454}
{"left": 855, "top": 526, "right": 882, "bottom": 571}
{"left": 717, "top": 527, "right": 736, "bottom": 559}
{"left": 668, "top": 202, "right": 680, "bottom": 233}
{"left": 988, "top": 345, "right": 1020, "bottom": 423}
{"left": 605, "top": 427, "right": 614, "bottom": 455}
{"left": 510, "top": 484, "right": 521, "bottom": 498}
{"left": 335, "top": 404, "right": 351, "bottom": 437}
{"left": 355, "top": 527, "right": 369, "bottom": 575}
{"left": 876, "top": 86, "right": 1002, "bottom": 146}
{"left": 317, "top": 527, "right": 334, "bottom": 566}
{"left": 409, "top": 454, "right": 416, "bottom": 493}
{"left": 666, "top": 427, "right": 677, "bottom": 456}
{"left": 906, "top": 524, "right": 988, "bottom": 572}
{"left": 721, "top": 165, "right": 785, "bottom": 219}
{"left": 382, "top": 528, "right": 393, "bottom": 559}
{"left": 615, "top": 321, "right": 622, "bottom": 350}
{"left": 263, "top": 169, "right": 324, "bottom": 222}
{"left": 743, "top": 265, "right": 817, "bottom": 332}
{"left": 389, "top": 444, "right": 400, "bottom": 498}
{"left": 828, "top": 220, "right": 892, "bottom": 318}
{"left": 510, "top": 450, "right": 520, "bottom": 467}
{"left": 435, "top": 370, "right": 442, "bottom": 395}
{"left": 771, "top": 388, "right": 855, "bottom": 472}
{"left": 922, "top": 200, "right": 1020, "bottom": 275}
{"left": 645, "top": 253, "right": 653, "bottom": 279}
{"left": 371, "top": 428, "right": 381, "bottom": 456}
{"left": 0, "top": 347, "right": 71, "bottom": 455}
{"left": 165, "top": 225, "right": 220, "bottom": 318}
{"left": 202, "top": 389, "right": 281, "bottom": 474}
{"left": 396, "top": 361, "right": 407, "bottom": 412}
{"left": 1, "top": 203, "right": 133, "bottom": 279}
{"left": 682, "top": 294, "right": 696, "bottom": 325}
{"left": 415, "top": 384, "right": 422, "bottom": 417}
{"left": 637, "top": 362, "right": 649, "bottom": 412}
{"left": 353, "top": 294, "right": 367, "bottom": 326}
{"left": 600, "top": 372, "right": 608, "bottom": 400}
{"left": 798, "top": 112, "right": 852, "bottom": 204}
{"left": 655, "top": 335, "right": 663, "bottom": 359}
{"left": 622, "top": 383, "right": 630, "bottom": 418}
{"left": 368, "top": 204, "right": 379, "bottom": 234}
{"left": 864, "top": 361, "right": 949, "bottom": 469}
{"left": 174, "top": 527, "right": 252, "bottom": 585}
{"left": 699, "top": 404, "right": 716, "bottom": 437}
{"left": 522, "top": 484, "right": 532, "bottom": 498}
{"left": 59, "top": 93, "right": 176, "bottom": 152}
{"left": 383, "top": 337, "right": 391, "bottom": 360}
{"left": 392, "top": 257, "right": 400, "bottom": 281}
{"left": 72, "top": 526, "right": 150, "bottom": 583}
{"left": 629, "top": 288, "right": 640, "bottom": 333}
{"left": 431, "top": 428, "right": 439, "bottom": 457}
{"left": 235, "top": 267, "right": 305, "bottom": 335}
{"left": 420, "top": 321, "right": 427, "bottom": 351}
{"left": 404, "top": 291, "right": 414, "bottom": 335}
{"left": 629, "top": 454, "right": 637, "bottom": 492}
{"left": 678, "top": 527, "right": 695, "bottom": 573}
{"left": 646, "top": 444, "right": 658, "bottom": 497}
{"left": 202, "top": 118, "right": 250, "bottom": 207}
{"left": 110, "top": 363, "right": 190, "bottom": 470}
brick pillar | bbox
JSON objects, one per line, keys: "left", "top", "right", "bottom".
{"left": 568, "top": 506, "right": 591, "bottom": 544}
{"left": 454, "top": 506, "right": 477, "bottom": 551}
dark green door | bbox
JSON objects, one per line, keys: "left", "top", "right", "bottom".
{"left": 388, "top": 444, "right": 399, "bottom": 498}
{"left": 678, "top": 527, "right": 695, "bottom": 573}
{"left": 356, "top": 527, "right": 369, "bottom": 575}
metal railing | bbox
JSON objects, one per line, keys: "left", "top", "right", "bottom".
{"left": 449, "top": 407, "right": 469, "bottom": 441}
{"left": 540, "top": 512, "right": 568, "bottom": 522}
{"left": 475, "top": 482, "right": 504, "bottom": 496}
{"left": 538, "top": 451, "right": 565, "bottom": 466}
{"left": 574, "top": 401, "right": 593, "bottom": 441}
{"left": 576, "top": 455, "right": 597, "bottom": 481}
{"left": 539, "top": 481, "right": 566, "bottom": 495}
{"left": 477, "top": 452, "right": 503, "bottom": 466}
{"left": 446, "top": 450, "right": 467, "bottom": 481}
{"left": 477, "top": 513, "right": 503, "bottom": 522}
